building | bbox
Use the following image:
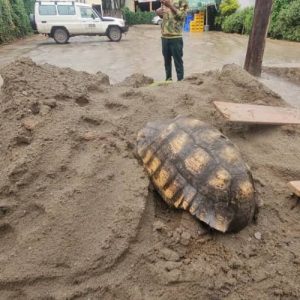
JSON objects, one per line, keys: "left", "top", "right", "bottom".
{"left": 134, "top": 0, "right": 160, "bottom": 12}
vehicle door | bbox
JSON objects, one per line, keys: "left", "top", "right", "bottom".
{"left": 90, "top": 10, "right": 107, "bottom": 34}
{"left": 56, "top": 4, "right": 79, "bottom": 34}
{"left": 78, "top": 6, "right": 96, "bottom": 34}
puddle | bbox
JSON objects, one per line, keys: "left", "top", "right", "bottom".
{"left": 260, "top": 72, "right": 300, "bottom": 108}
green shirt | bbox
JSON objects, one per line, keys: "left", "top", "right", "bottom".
{"left": 161, "top": 0, "right": 188, "bottom": 38}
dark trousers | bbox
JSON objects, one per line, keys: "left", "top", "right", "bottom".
{"left": 162, "top": 37, "right": 184, "bottom": 81}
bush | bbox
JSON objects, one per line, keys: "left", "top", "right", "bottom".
{"left": 215, "top": 0, "right": 240, "bottom": 29}
{"left": 122, "top": 7, "right": 155, "bottom": 25}
{"left": 222, "top": 11, "right": 244, "bottom": 33}
{"left": 217, "top": 0, "right": 299, "bottom": 42}
{"left": 269, "top": 0, "right": 300, "bottom": 41}
{"left": 243, "top": 7, "right": 254, "bottom": 34}
{"left": 271, "top": 0, "right": 293, "bottom": 23}
{"left": 222, "top": 7, "right": 254, "bottom": 34}
{"left": 23, "top": 0, "right": 35, "bottom": 15}
{"left": 0, "top": 0, "right": 32, "bottom": 44}
{"left": 11, "top": 0, "right": 32, "bottom": 38}
{"left": 219, "top": 0, "right": 240, "bottom": 16}
{"left": 0, "top": 0, "right": 16, "bottom": 43}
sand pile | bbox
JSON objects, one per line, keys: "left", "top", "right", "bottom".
{"left": 0, "top": 58, "right": 299, "bottom": 299}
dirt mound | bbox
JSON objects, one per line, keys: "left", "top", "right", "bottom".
{"left": 118, "top": 73, "right": 154, "bottom": 88}
{"left": 0, "top": 58, "right": 299, "bottom": 299}
{"left": 1, "top": 57, "right": 109, "bottom": 110}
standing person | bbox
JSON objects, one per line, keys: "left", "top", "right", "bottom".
{"left": 156, "top": 0, "right": 188, "bottom": 81}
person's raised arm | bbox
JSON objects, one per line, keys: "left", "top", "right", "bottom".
{"left": 160, "top": 0, "right": 178, "bottom": 16}
{"left": 156, "top": 6, "right": 164, "bottom": 18}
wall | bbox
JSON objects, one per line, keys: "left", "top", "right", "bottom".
{"left": 125, "top": 0, "right": 135, "bottom": 11}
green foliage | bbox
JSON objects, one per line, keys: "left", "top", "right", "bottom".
{"left": 219, "top": 0, "right": 299, "bottom": 42}
{"left": 121, "top": 7, "right": 155, "bottom": 25}
{"left": 243, "top": 7, "right": 254, "bottom": 34}
{"left": 221, "top": 11, "right": 243, "bottom": 33}
{"left": 269, "top": 0, "right": 300, "bottom": 41}
{"left": 11, "top": 0, "right": 31, "bottom": 38}
{"left": 222, "top": 7, "right": 254, "bottom": 34}
{"left": 219, "top": 0, "right": 240, "bottom": 17}
{"left": 23, "top": 0, "right": 35, "bottom": 15}
{"left": 215, "top": 0, "right": 240, "bottom": 28}
{"left": 271, "top": 0, "right": 293, "bottom": 23}
{"left": 0, "top": 0, "right": 32, "bottom": 44}
{"left": 0, "top": 0, "right": 16, "bottom": 43}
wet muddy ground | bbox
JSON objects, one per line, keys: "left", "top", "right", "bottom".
{"left": 0, "top": 25, "right": 300, "bottom": 84}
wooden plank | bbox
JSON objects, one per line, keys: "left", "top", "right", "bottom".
{"left": 288, "top": 181, "right": 300, "bottom": 197}
{"left": 244, "top": 0, "right": 273, "bottom": 77}
{"left": 213, "top": 101, "right": 300, "bottom": 125}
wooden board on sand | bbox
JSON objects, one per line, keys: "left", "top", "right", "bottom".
{"left": 288, "top": 181, "right": 300, "bottom": 197}
{"left": 213, "top": 101, "right": 300, "bottom": 125}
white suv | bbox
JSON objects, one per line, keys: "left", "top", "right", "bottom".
{"left": 32, "top": 1, "right": 128, "bottom": 44}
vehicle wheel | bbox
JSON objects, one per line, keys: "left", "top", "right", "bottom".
{"left": 107, "top": 26, "right": 122, "bottom": 42}
{"left": 53, "top": 28, "right": 69, "bottom": 44}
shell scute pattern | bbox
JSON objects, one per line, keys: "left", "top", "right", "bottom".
{"left": 137, "top": 116, "right": 256, "bottom": 232}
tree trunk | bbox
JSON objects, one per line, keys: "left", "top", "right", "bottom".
{"left": 244, "top": 0, "right": 273, "bottom": 77}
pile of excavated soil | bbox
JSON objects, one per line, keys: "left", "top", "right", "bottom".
{"left": 0, "top": 58, "right": 299, "bottom": 300}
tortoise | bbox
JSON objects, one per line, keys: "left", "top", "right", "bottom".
{"left": 137, "top": 116, "right": 257, "bottom": 233}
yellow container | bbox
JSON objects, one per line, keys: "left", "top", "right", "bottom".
{"left": 190, "top": 12, "right": 205, "bottom": 32}
{"left": 193, "top": 17, "right": 204, "bottom": 23}
{"left": 190, "top": 28, "right": 203, "bottom": 33}
{"left": 190, "top": 25, "right": 202, "bottom": 29}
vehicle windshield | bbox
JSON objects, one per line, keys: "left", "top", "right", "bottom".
{"left": 80, "top": 7, "right": 98, "bottom": 19}
{"left": 92, "top": 8, "right": 102, "bottom": 19}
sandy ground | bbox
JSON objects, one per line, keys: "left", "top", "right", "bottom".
{"left": 0, "top": 57, "right": 299, "bottom": 299}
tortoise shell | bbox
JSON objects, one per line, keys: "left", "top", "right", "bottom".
{"left": 137, "top": 116, "right": 256, "bottom": 232}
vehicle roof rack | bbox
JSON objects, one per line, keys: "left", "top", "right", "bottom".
{"left": 37, "top": 0, "right": 76, "bottom": 3}
{"left": 37, "top": 0, "right": 76, "bottom": 4}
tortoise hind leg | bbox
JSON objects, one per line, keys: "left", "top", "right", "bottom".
{"left": 188, "top": 194, "right": 234, "bottom": 233}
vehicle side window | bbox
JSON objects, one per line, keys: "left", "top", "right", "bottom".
{"left": 57, "top": 5, "right": 76, "bottom": 15}
{"left": 39, "top": 5, "right": 57, "bottom": 16}
{"left": 80, "top": 7, "right": 95, "bottom": 18}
